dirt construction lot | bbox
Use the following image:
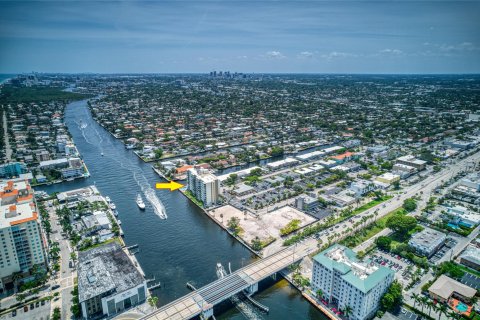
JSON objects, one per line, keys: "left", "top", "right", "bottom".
{"left": 210, "top": 205, "right": 316, "bottom": 245}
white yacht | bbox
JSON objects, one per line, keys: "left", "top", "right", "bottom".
{"left": 136, "top": 194, "right": 146, "bottom": 210}
{"left": 110, "top": 202, "right": 116, "bottom": 210}
{"left": 105, "top": 196, "right": 111, "bottom": 203}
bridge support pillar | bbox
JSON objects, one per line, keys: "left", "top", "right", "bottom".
{"left": 246, "top": 282, "right": 258, "bottom": 295}
{"left": 201, "top": 306, "right": 214, "bottom": 319}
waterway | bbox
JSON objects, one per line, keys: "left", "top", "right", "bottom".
{"left": 38, "top": 99, "right": 327, "bottom": 320}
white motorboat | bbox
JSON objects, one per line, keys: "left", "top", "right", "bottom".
{"left": 105, "top": 196, "right": 111, "bottom": 203}
{"left": 136, "top": 194, "right": 146, "bottom": 210}
{"left": 110, "top": 203, "right": 116, "bottom": 210}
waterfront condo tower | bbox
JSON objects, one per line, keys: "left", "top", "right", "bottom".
{"left": 186, "top": 166, "right": 220, "bottom": 207}
{"left": 0, "top": 179, "right": 47, "bottom": 293}
{"left": 311, "top": 244, "right": 394, "bottom": 320}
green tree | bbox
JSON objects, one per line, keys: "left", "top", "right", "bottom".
{"left": 148, "top": 296, "right": 159, "bottom": 309}
{"left": 403, "top": 198, "right": 417, "bottom": 212}
{"left": 375, "top": 236, "right": 392, "bottom": 251}
{"left": 227, "top": 217, "right": 242, "bottom": 236}
{"left": 154, "top": 148, "right": 163, "bottom": 159}
{"left": 386, "top": 215, "right": 417, "bottom": 234}
{"left": 52, "top": 307, "right": 61, "bottom": 320}
{"left": 251, "top": 236, "right": 263, "bottom": 251}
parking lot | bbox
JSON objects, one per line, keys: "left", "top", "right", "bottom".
{"left": 460, "top": 272, "right": 480, "bottom": 290}
{"left": 395, "top": 307, "right": 418, "bottom": 320}
{"left": 0, "top": 300, "right": 50, "bottom": 320}
{"left": 429, "top": 238, "right": 457, "bottom": 263}
{"left": 372, "top": 250, "right": 426, "bottom": 287}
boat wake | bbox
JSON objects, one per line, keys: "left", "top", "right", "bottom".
{"left": 74, "top": 111, "right": 168, "bottom": 220}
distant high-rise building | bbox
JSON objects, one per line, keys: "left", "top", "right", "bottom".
{"left": 187, "top": 167, "right": 220, "bottom": 206}
{"left": 0, "top": 180, "right": 47, "bottom": 292}
{"left": 311, "top": 245, "right": 394, "bottom": 320}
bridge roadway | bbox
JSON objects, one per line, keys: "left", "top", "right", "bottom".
{"left": 141, "top": 245, "right": 312, "bottom": 320}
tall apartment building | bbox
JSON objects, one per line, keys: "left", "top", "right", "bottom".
{"left": 187, "top": 167, "right": 220, "bottom": 206}
{"left": 311, "top": 245, "right": 394, "bottom": 320}
{"left": 0, "top": 180, "right": 47, "bottom": 292}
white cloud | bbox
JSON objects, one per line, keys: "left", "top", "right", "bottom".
{"left": 379, "top": 48, "right": 403, "bottom": 55}
{"left": 320, "top": 51, "right": 356, "bottom": 60}
{"left": 298, "top": 51, "right": 314, "bottom": 59}
{"left": 265, "top": 51, "right": 286, "bottom": 59}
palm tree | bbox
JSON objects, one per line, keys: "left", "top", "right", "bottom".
{"left": 436, "top": 304, "right": 448, "bottom": 320}
{"left": 11, "top": 271, "right": 22, "bottom": 292}
{"left": 411, "top": 293, "right": 420, "bottom": 309}
{"left": 420, "top": 296, "right": 429, "bottom": 313}
{"left": 147, "top": 296, "right": 159, "bottom": 309}
{"left": 343, "top": 305, "right": 353, "bottom": 319}
{"left": 427, "top": 300, "right": 434, "bottom": 317}
{"left": 316, "top": 289, "right": 323, "bottom": 299}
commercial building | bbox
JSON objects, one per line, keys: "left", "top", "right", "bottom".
{"left": 232, "top": 183, "right": 255, "bottom": 196}
{"left": 78, "top": 242, "right": 147, "bottom": 319}
{"left": 0, "top": 180, "right": 47, "bottom": 292}
{"left": 266, "top": 157, "right": 299, "bottom": 170}
{"left": 428, "top": 275, "right": 476, "bottom": 303}
{"left": 460, "top": 245, "right": 480, "bottom": 271}
{"left": 408, "top": 227, "right": 446, "bottom": 258}
{"left": 392, "top": 163, "right": 417, "bottom": 178}
{"left": 187, "top": 167, "right": 220, "bottom": 206}
{"left": 375, "top": 173, "right": 400, "bottom": 185}
{"left": 311, "top": 245, "right": 394, "bottom": 320}
{"left": 349, "top": 180, "right": 376, "bottom": 197}
{"left": 0, "top": 162, "right": 28, "bottom": 178}
{"left": 396, "top": 155, "right": 427, "bottom": 171}
{"left": 295, "top": 195, "right": 319, "bottom": 211}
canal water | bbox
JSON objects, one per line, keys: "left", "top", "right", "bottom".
{"left": 38, "top": 100, "right": 327, "bottom": 320}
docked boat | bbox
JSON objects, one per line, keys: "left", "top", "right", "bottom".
{"left": 110, "top": 202, "right": 116, "bottom": 210}
{"left": 136, "top": 194, "right": 146, "bottom": 210}
{"left": 117, "top": 220, "right": 122, "bottom": 225}
{"left": 105, "top": 196, "right": 111, "bottom": 203}
{"left": 113, "top": 210, "right": 119, "bottom": 217}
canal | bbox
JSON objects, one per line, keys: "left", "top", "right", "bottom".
{"left": 38, "top": 99, "right": 327, "bottom": 320}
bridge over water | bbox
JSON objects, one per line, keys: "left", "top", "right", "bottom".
{"left": 141, "top": 245, "right": 312, "bottom": 320}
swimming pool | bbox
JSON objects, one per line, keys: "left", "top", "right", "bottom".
{"left": 456, "top": 302, "right": 469, "bottom": 313}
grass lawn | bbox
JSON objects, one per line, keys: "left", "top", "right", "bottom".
{"left": 352, "top": 195, "right": 393, "bottom": 215}
{"left": 184, "top": 190, "right": 204, "bottom": 208}
{"left": 341, "top": 207, "right": 405, "bottom": 248}
{"left": 456, "top": 263, "right": 480, "bottom": 278}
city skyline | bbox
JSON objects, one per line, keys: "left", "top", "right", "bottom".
{"left": 1, "top": 1, "right": 480, "bottom": 74}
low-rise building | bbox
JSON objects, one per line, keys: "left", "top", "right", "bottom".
{"left": 311, "top": 245, "right": 394, "bottom": 320}
{"left": 0, "top": 162, "right": 28, "bottom": 178}
{"left": 375, "top": 173, "right": 400, "bottom": 185}
{"left": 295, "top": 195, "right": 318, "bottom": 211}
{"left": 460, "top": 245, "right": 480, "bottom": 271}
{"left": 396, "top": 155, "right": 427, "bottom": 171}
{"left": 78, "top": 242, "right": 147, "bottom": 319}
{"left": 408, "top": 227, "right": 446, "bottom": 258}
{"left": 428, "top": 275, "right": 476, "bottom": 303}
{"left": 350, "top": 180, "right": 376, "bottom": 197}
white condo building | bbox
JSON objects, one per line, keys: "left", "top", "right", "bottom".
{"left": 0, "top": 180, "right": 47, "bottom": 293}
{"left": 187, "top": 167, "right": 220, "bottom": 206}
{"left": 311, "top": 245, "right": 394, "bottom": 320}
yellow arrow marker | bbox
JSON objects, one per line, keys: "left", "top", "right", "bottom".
{"left": 155, "top": 181, "right": 184, "bottom": 191}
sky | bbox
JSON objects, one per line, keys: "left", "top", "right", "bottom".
{"left": 0, "top": 0, "right": 479, "bottom": 74}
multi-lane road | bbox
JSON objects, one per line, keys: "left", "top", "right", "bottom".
{"left": 266, "top": 149, "right": 480, "bottom": 259}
